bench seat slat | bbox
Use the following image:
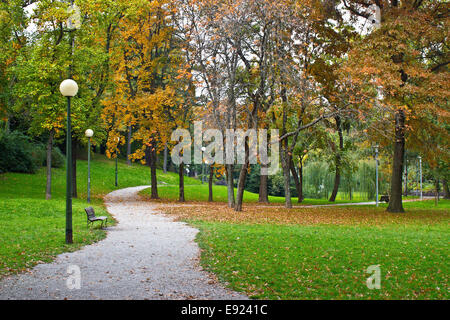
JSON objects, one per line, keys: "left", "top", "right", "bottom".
{"left": 89, "top": 216, "right": 107, "bottom": 221}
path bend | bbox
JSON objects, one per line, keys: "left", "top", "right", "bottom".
{"left": 0, "top": 186, "right": 247, "bottom": 300}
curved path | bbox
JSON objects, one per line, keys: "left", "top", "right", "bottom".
{"left": 0, "top": 186, "right": 247, "bottom": 300}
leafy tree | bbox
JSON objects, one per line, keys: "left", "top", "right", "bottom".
{"left": 341, "top": 0, "right": 449, "bottom": 212}
{"left": 0, "top": 0, "right": 29, "bottom": 131}
{"left": 103, "top": 0, "right": 186, "bottom": 199}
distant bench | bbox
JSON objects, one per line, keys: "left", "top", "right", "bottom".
{"left": 380, "top": 195, "right": 389, "bottom": 203}
{"left": 84, "top": 207, "right": 108, "bottom": 229}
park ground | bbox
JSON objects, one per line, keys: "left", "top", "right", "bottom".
{"left": 0, "top": 156, "right": 448, "bottom": 299}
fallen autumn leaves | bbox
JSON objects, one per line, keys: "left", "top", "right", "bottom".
{"left": 156, "top": 204, "right": 449, "bottom": 226}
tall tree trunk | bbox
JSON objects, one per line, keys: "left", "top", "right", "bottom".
{"left": 280, "top": 87, "right": 292, "bottom": 208}
{"left": 235, "top": 141, "right": 249, "bottom": 212}
{"left": 443, "top": 178, "right": 450, "bottom": 199}
{"left": 259, "top": 124, "right": 269, "bottom": 203}
{"left": 329, "top": 116, "right": 344, "bottom": 202}
{"left": 282, "top": 157, "right": 292, "bottom": 209}
{"left": 225, "top": 164, "right": 235, "bottom": 208}
{"left": 258, "top": 164, "right": 269, "bottom": 203}
{"left": 387, "top": 109, "right": 405, "bottom": 213}
{"left": 436, "top": 177, "right": 440, "bottom": 201}
{"left": 208, "top": 165, "right": 213, "bottom": 202}
{"left": 235, "top": 164, "right": 249, "bottom": 212}
{"left": 435, "top": 178, "right": 440, "bottom": 206}
{"left": 149, "top": 147, "right": 159, "bottom": 199}
{"left": 280, "top": 138, "right": 292, "bottom": 208}
{"left": 179, "top": 163, "right": 185, "bottom": 202}
{"left": 126, "top": 125, "right": 132, "bottom": 166}
{"left": 163, "top": 145, "right": 168, "bottom": 173}
{"left": 290, "top": 159, "right": 300, "bottom": 203}
{"left": 258, "top": 174, "right": 269, "bottom": 203}
{"left": 329, "top": 166, "right": 341, "bottom": 202}
{"left": 298, "top": 162, "right": 304, "bottom": 203}
{"left": 71, "top": 139, "right": 78, "bottom": 198}
{"left": 45, "top": 130, "right": 54, "bottom": 200}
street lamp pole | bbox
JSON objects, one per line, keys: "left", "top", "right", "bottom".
{"left": 66, "top": 96, "right": 72, "bottom": 243}
{"left": 201, "top": 146, "right": 206, "bottom": 184}
{"left": 374, "top": 145, "right": 379, "bottom": 207}
{"left": 115, "top": 137, "right": 119, "bottom": 187}
{"left": 60, "top": 79, "right": 78, "bottom": 244}
{"left": 85, "top": 129, "right": 93, "bottom": 203}
{"left": 115, "top": 156, "right": 118, "bottom": 187}
{"left": 201, "top": 162, "right": 205, "bottom": 184}
{"left": 418, "top": 155, "right": 423, "bottom": 200}
{"left": 59, "top": 1, "right": 81, "bottom": 244}
{"left": 206, "top": 160, "right": 214, "bottom": 202}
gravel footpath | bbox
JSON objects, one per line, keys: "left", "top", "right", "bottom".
{"left": 0, "top": 186, "right": 247, "bottom": 300}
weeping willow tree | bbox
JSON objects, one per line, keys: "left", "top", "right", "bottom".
{"left": 301, "top": 160, "right": 389, "bottom": 201}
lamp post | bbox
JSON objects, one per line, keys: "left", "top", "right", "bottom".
{"left": 85, "top": 129, "right": 93, "bottom": 203}
{"left": 373, "top": 145, "right": 379, "bottom": 207}
{"left": 201, "top": 146, "right": 206, "bottom": 184}
{"left": 206, "top": 159, "right": 214, "bottom": 202}
{"left": 418, "top": 155, "right": 423, "bottom": 200}
{"left": 115, "top": 137, "right": 119, "bottom": 187}
{"left": 60, "top": 79, "right": 78, "bottom": 244}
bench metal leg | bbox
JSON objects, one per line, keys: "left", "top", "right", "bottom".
{"left": 87, "top": 219, "right": 107, "bottom": 229}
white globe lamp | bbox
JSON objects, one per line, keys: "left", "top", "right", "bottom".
{"left": 60, "top": 79, "right": 78, "bottom": 97}
{"left": 85, "top": 129, "right": 94, "bottom": 138}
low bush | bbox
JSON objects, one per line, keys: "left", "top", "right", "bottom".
{"left": 49, "top": 146, "right": 65, "bottom": 168}
{"left": 33, "top": 144, "right": 65, "bottom": 169}
{"left": 0, "top": 131, "right": 38, "bottom": 174}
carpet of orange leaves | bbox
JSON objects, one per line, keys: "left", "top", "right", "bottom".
{"left": 156, "top": 203, "right": 449, "bottom": 226}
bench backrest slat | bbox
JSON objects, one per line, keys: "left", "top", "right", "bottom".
{"left": 85, "top": 207, "right": 96, "bottom": 220}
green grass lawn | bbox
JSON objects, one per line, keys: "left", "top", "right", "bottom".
{"left": 191, "top": 220, "right": 449, "bottom": 299}
{"left": 344, "top": 199, "right": 450, "bottom": 211}
{"left": 396, "top": 199, "right": 450, "bottom": 210}
{"left": 160, "top": 199, "right": 449, "bottom": 300}
{"left": 0, "top": 155, "right": 199, "bottom": 277}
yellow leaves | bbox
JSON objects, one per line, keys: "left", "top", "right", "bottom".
{"left": 100, "top": 0, "right": 191, "bottom": 164}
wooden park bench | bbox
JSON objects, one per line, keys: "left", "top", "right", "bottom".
{"left": 84, "top": 207, "right": 108, "bottom": 229}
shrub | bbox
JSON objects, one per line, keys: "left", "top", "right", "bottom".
{"left": 30, "top": 143, "right": 46, "bottom": 168}
{"left": 30, "top": 143, "right": 65, "bottom": 169}
{"left": 0, "top": 131, "right": 38, "bottom": 174}
{"left": 269, "top": 173, "right": 285, "bottom": 197}
{"left": 50, "top": 147, "right": 65, "bottom": 168}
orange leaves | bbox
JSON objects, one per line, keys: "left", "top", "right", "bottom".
{"left": 157, "top": 203, "right": 449, "bottom": 227}
{"left": 176, "top": 68, "right": 193, "bottom": 80}
{"left": 341, "top": 1, "right": 449, "bottom": 160}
